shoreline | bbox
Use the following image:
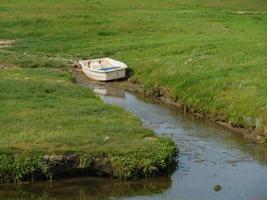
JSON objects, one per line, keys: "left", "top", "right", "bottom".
{"left": 0, "top": 153, "right": 177, "bottom": 183}
{"left": 74, "top": 68, "right": 266, "bottom": 144}
{"left": 128, "top": 82, "right": 265, "bottom": 143}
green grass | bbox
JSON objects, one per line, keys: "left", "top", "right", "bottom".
{"left": 0, "top": 67, "right": 176, "bottom": 182}
{"left": 0, "top": 0, "right": 266, "bottom": 138}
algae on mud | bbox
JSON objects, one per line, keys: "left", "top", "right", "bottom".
{"left": 0, "top": 67, "right": 177, "bottom": 182}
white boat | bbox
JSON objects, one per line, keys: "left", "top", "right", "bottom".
{"left": 79, "top": 58, "right": 127, "bottom": 81}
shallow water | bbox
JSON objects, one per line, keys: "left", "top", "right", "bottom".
{"left": 1, "top": 77, "right": 267, "bottom": 200}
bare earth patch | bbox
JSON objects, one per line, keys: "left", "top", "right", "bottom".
{"left": 0, "top": 64, "right": 16, "bottom": 69}
{"left": 144, "top": 136, "right": 159, "bottom": 141}
{"left": 0, "top": 40, "right": 15, "bottom": 48}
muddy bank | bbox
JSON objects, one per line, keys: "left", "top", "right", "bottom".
{"left": 0, "top": 152, "right": 177, "bottom": 183}
{"left": 135, "top": 87, "right": 266, "bottom": 143}
{"left": 148, "top": 90, "right": 266, "bottom": 143}
{"left": 43, "top": 154, "right": 176, "bottom": 180}
{"left": 74, "top": 68, "right": 266, "bottom": 143}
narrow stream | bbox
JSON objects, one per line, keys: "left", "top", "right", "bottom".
{"left": 1, "top": 74, "right": 267, "bottom": 200}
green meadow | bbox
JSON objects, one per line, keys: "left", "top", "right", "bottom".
{"left": 0, "top": 0, "right": 266, "bottom": 181}
{"left": 0, "top": 0, "right": 266, "bottom": 137}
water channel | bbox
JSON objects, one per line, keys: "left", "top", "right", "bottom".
{"left": 1, "top": 73, "right": 267, "bottom": 200}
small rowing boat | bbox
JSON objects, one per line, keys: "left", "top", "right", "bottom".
{"left": 79, "top": 58, "right": 127, "bottom": 81}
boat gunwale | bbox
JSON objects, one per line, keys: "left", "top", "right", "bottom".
{"left": 79, "top": 59, "right": 127, "bottom": 73}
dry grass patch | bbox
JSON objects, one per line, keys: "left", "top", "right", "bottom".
{"left": 0, "top": 40, "right": 15, "bottom": 48}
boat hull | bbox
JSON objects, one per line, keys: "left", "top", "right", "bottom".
{"left": 81, "top": 66, "right": 126, "bottom": 81}
{"left": 79, "top": 58, "right": 127, "bottom": 81}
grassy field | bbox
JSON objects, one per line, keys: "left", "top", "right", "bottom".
{"left": 0, "top": 0, "right": 266, "bottom": 139}
{"left": 0, "top": 67, "right": 176, "bottom": 182}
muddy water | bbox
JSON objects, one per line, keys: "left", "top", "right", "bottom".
{"left": 1, "top": 76, "right": 267, "bottom": 200}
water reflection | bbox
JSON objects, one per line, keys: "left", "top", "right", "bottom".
{"left": 0, "top": 176, "right": 171, "bottom": 200}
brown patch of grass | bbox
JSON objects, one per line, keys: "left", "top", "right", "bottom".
{"left": 0, "top": 40, "right": 15, "bottom": 48}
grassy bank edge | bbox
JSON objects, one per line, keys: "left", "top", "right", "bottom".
{"left": 0, "top": 139, "right": 177, "bottom": 183}
{"left": 127, "top": 77, "right": 266, "bottom": 143}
